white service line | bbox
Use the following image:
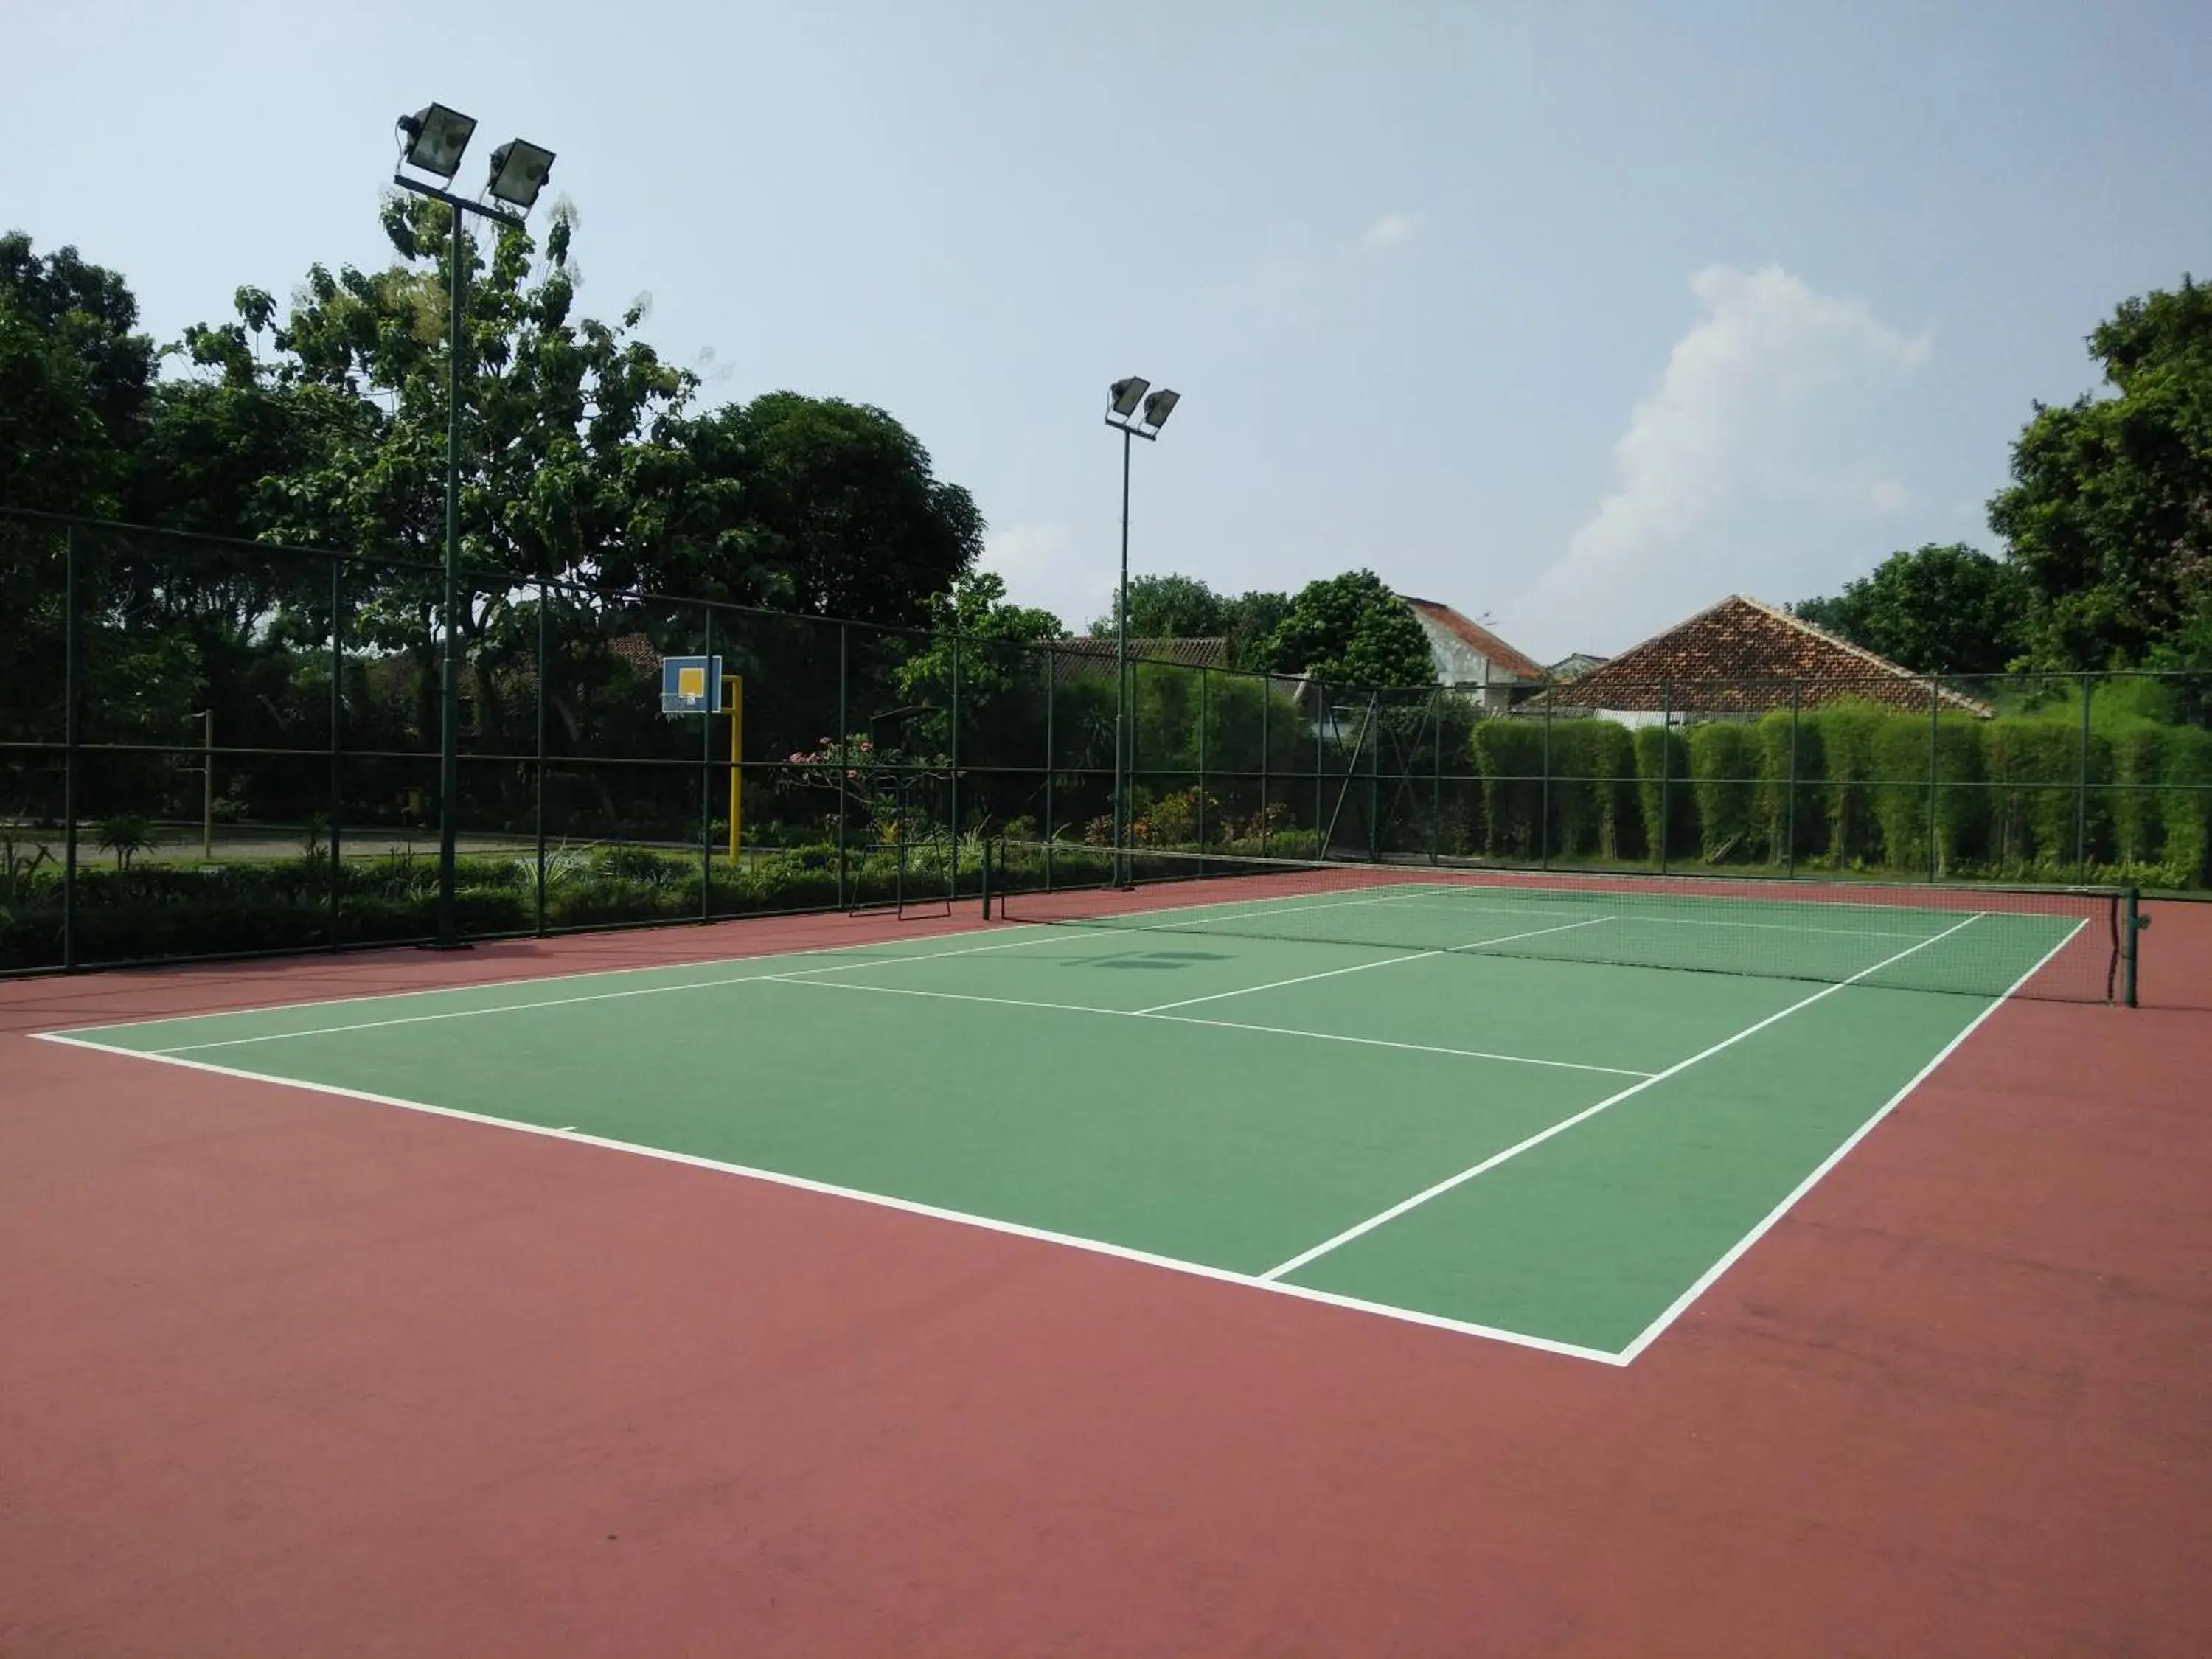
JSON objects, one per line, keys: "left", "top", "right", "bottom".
{"left": 759, "top": 973, "right": 1654, "bottom": 1078}
{"left": 1256, "top": 910, "right": 1989, "bottom": 1283}
{"left": 1133, "top": 915, "right": 1619, "bottom": 1015}
{"left": 1609, "top": 916, "right": 2087, "bottom": 1364}
{"left": 136, "top": 927, "right": 1062, "bottom": 1054}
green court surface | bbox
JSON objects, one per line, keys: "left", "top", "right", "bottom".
{"left": 41, "top": 880, "right": 2089, "bottom": 1363}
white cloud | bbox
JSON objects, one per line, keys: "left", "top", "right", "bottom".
{"left": 1363, "top": 210, "right": 1423, "bottom": 248}
{"left": 1506, "top": 265, "right": 1932, "bottom": 658}
{"left": 978, "top": 521, "right": 1109, "bottom": 628}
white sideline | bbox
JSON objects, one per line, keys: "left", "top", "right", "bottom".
{"left": 1258, "top": 911, "right": 1989, "bottom": 1282}
{"left": 1609, "top": 917, "right": 2088, "bottom": 1363}
{"left": 27, "top": 1031, "right": 1626, "bottom": 1367}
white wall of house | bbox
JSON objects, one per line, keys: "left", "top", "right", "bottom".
{"left": 1410, "top": 610, "right": 1505, "bottom": 687}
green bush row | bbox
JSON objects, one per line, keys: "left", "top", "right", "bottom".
{"left": 1465, "top": 704, "right": 2212, "bottom": 888}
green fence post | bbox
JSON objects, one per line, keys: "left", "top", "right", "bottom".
{"left": 1260, "top": 674, "right": 1270, "bottom": 855}
{"left": 1314, "top": 684, "right": 1326, "bottom": 860}
{"left": 700, "top": 605, "right": 714, "bottom": 923}
{"left": 950, "top": 625, "right": 961, "bottom": 901}
{"left": 61, "top": 522, "right": 79, "bottom": 972}
{"left": 2124, "top": 887, "right": 2143, "bottom": 1008}
{"left": 1786, "top": 678, "right": 1800, "bottom": 879}
{"left": 330, "top": 553, "right": 345, "bottom": 949}
{"left": 836, "top": 622, "right": 849, "bottom": 910}
{"left": 1197, "top": 665, "right": 1208, "bottom": 855}
{"left": 2076, "top": 672, "right": 2093, "bottom": 882}
{"left": 1927, "top": 674, "right": 1941, "bottom": 882}
{"left": 1430, "top": 688, "right": 1442, "bottom": 866}
{"left": 1540, "top": 692, "right": 1553, "bottom": 872}
{"left": 1659, "top": 681, "right": 1673, "bottom": 875}
{"left": 534, "top": 574, "right": 549, "bottom": 936}
{"left": 1042, "top": 641, "right": 1054, "bottom": 892}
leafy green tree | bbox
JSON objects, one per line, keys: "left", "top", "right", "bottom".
{"left": 1259, "top": 570, "right": 1435, "bottom": 686}
{"left": 1088, "top": 573, "right": 1228, "bottom": 639}
{"left": 1793, "top": 543, "right": 2028, "bottom": 674}
{"left": 664, "top": 392, "right": 984, "bottom": 622}
{"left": 1988, "top": 275, "right": 2212, "bottom": 669}
{"left": 0, "top": 233, "right": 156, "bottom": 516}
{"left": 1221, "top": 589, "right": 1291, "bottom": 670}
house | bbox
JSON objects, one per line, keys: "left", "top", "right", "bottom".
{"left": 1525, "top": 595, "right": 1994, "bottom": 725}
{"left": 1397, "top": 597, "right": 1546, "bottom": 712}
{"left": 1545, "top": 652, "right": 1609, "bottom": 682}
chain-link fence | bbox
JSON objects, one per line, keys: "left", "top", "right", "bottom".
{"left": 4, "top": 507, "right": 2206, "bottom": 974}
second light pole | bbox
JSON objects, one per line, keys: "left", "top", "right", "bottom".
{"left": 1104, "top": 376, "right": 1180, "bottom": 882}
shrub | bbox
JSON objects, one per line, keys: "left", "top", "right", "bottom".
{"left": 1632, "top": 725, "right": 1696, "bottom": 863}
{"left": 1687, "top": 722, "right": 1760, "bottom": 865}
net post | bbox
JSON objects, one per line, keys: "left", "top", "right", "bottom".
{"left": 61, "top": 520, "right": 78, "bottom": 972}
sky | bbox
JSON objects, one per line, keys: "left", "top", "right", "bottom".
{"left": 7, "top": 1, "right": 2209, "bottom": 661}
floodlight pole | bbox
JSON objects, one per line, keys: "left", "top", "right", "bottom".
{"left": 1116, "top": 422, "right": 1133, "bottom": 877}
{"left": 390, "top": 173, "right": 529, "bottom": 950}
{"left": 1104, "top": 397, "right": 1170, "bottom": 883}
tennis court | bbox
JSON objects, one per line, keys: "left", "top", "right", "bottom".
{"left": 35, "top": 855, "right": 2129, "bottom": 1362}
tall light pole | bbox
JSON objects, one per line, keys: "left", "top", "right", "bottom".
{"left": 1103, "top": 377, "right": 1180, "bottom": 882}
{"left": 390, "top": 104, "right": 556, "bottom": 948}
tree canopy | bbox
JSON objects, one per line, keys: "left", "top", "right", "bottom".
{"left": 1987, "top": 275, "right": 2212, "bottom": 671}
{"left": 1259, "top": 569, "right": 1435, "bottom": 686}
{"left": 1792, "top": 543, "right": 2028, "bottom": 675}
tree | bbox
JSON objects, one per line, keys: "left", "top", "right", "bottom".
{"left": 1220, "top": 589, "right": 1292, "bottom": 670}
{"left": 1259, "top": 571, "right": 1434, "bottom": 686}
{"left": 1088, "top": 573, "right": 1228, "bottom": 639}
{"left": 1793, "top": 543, "right": 2028, "bottom": 675}
{"left": 1987, "top": 275, "right": 2212, "bottom": 669}
{"left": 0, "top": 233, "right": 155, "bottom": 516}
{"left": 664, "top": 392, "right": 984, "bottom": 623}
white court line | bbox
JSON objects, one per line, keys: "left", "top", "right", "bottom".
{"left": 1363, "top": 894, "right": 1933, "bottom": 942}
{"left": 132, "top": 928, "right": 1065, "bottom": 1054}
{"left": 1134, "top": 915, "right": 1618, "bottom": 1015}
{"left": 27, "top": 1031, "right": 1624, "bottom": 1366}
{"left": 1610, "top": 917, "right": 2088, "bottom": 1364}
{"left": 758, "top": 975, "right": 1654, "bottom": 1078}
{"left": 1258, "top": 911, "right": 1989, "bottom": 1283}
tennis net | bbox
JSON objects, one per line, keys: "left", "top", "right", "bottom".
{"left": 992, "top": 842, "right": 2135, "bottom": 1004}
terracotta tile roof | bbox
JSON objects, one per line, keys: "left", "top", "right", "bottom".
{"left": 1048, "top": 636, "right": 1231, "bottom": 673}
{"left": 1398, "top": 597, "right": 1546, "bottom": 682}
{"left": 1526, "top": 596, "right": 1995, "bottom": 717}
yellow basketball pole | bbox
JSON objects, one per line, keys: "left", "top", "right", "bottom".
{"left": 727, "top": 675, "right": 743, "bottom": 861}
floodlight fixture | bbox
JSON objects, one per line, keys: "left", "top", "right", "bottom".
{"left": 1141, "top": 388, "right": 1180, "bottom": 431}
{"left": 485, "top": 139, "right": 557, "bottom": 212}
{"left": 397, "top": 103, "right": 476, "bottom": 180}
{"left": 1108, "top": 376, "right": 1150, "bottom": 419}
